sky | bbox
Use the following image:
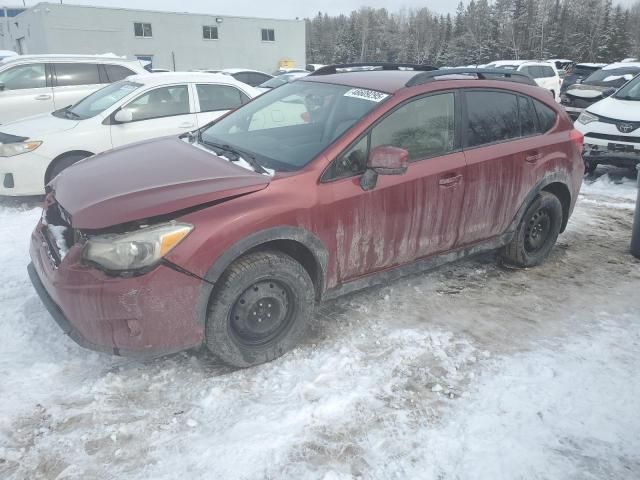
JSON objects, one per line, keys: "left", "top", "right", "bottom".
{"left": 12, "top": 0, "right": 639, "bottom": 19}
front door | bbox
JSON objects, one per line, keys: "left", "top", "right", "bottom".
{"left": 110, "top": 84, "right": 197, "bottom": 148}
{"left": 320, "top": 92, "right": 466, "bottom": 282}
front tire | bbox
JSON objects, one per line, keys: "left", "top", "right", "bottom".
{"left": 205, "top": 251, "right": 315, "bottom": 367}
{"left": 500, "top": 192, "right": 563, "bottom": 268}
{"left": 45, "top": 152, "right": 92, "bottom": 184}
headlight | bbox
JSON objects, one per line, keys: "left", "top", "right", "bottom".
{"left": 577, "top": 111, "right": 599, "bottom": 125}
{"left": 82, "top": 222, "right": 193, "bottom": 272}
{"left": 0, "top": 141, "right": 42, "bottom": 157}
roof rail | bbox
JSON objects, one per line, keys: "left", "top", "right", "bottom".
{"left": 406, "top": 68, "right": 537, "bottom": 87}
{"left": 310, "top": 62, "right": 438, "bottom": 76}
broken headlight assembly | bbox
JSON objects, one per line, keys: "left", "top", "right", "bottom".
{"left": 82, "top": 222, "right": 193, "bottom": 272}
{"left": 0, "top": 141, "right": 42, "bottom": 157}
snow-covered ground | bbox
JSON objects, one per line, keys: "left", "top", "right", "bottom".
{"left": 1, "top": 172, "right": 640, "bottom": 479}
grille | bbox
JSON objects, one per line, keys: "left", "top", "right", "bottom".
{"left": 585, "top": 132, "right": 640, "bottom": 144}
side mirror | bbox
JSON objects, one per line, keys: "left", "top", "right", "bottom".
{"left": 603, "top": 88, "right": 616, "bottom": 98}
{"left": 360, "top": 145, "right": 409, "bottom": 191}
{"left": 114, "top": 108, "right": 134, "bottom": 123}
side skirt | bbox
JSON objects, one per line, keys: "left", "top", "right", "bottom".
{"left": 322, "top": 232, "right": 513, "bottom": 301}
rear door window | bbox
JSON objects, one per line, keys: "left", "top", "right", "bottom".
{"left": 54, "top": 63, "right": 100, "bottom": 86}
{"left": 0, "top": 63, "right": 46, "bottom": 90}
{"left": 465, "top": 90, "right": 520, "bottom": 147}
{"left": 539, "top": 66, "right": 555, "bottom": 78}
{"left": 518, "top": 96, "right": 538, "bottom": 137}
{"left": 104, "top": 65, "right": 136, "bottom": 83}
{"left": 196, "top": 84, "right": 249, "bottom": 112}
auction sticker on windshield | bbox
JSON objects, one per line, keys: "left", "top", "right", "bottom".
{"left": 344, "top": 88, "right": 389, "bottom": 102}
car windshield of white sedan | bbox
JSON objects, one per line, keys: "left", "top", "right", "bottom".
{"left": 200, "top": 81, "right": 387, "bottom": 171}
{"left": 59, "top": 81, "right": 142, "bottom": 120}
{"left": 614, "top": 75, "right": 640, "bottom": 100}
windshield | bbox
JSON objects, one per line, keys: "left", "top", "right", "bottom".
{"left": 614, "top": 74, "right": 640, "bottom": 100}
{"left": 62, "top": 81, "right": 142, "bottom": 119}
{"left": 583, "top": 68, "right": 640, "bottom": 84}
{"left": 200, "top": 81, "right": 387, "bottom": 172}
{"left": 259, "top": 76, "right": 288, "bottom": 89}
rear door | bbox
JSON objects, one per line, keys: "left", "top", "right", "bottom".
{"left": 109, "top": 83, "right": 196, "bottom": 147}
{"left": 458, "top": 89, "right": 558, "bottom": 246}
{"left": 0, "top": 62, "right": 53, "bottom": 123}
{"left": 194, "top": 83, "right": 251, "bottom": 126}
{"left": 52, "top": 62, "right": 103, "bottom": 110}
{"left": 320, "top": 92, "right": 466, "bottom": 281}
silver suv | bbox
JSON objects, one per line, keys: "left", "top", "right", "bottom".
{"left": 0, "top": 55, "right": 147, "bottom": 124}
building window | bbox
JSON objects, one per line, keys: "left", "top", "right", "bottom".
{"left": 134, "top": 22, "right": 152, "bottom": 38}
{"left": 261, "top": 28, "right": 275, "bottom": 42}
{"left": 203, "top": 25, "right": 218, "bottom": 40}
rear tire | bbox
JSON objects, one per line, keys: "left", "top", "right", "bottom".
{"left": 45, "top": 152, "right": 92, "bottom": 185}
{"left": 205, "top": 251, "right": 315, "bottom": 367}
{"left": 499, "top": 192, "right": 563, "bottom": 268}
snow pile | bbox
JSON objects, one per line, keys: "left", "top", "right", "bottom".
{"left": 580, "top": 174, "right": 637, "bottom": 209}
{"left": 46, "top": 225, "right": 69, "bottom": 259}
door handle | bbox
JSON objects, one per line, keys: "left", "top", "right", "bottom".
{"left": 35, "top": 94, "right": 52, "bottom": 100}
{"left": 438, "top": 174, "right": 463, "bottom": 187}
{"left": 179, "top": 122, "right": 195, "bottom": 128}
{"left": 525, "top": 152, "right": 542, "bottom": 163}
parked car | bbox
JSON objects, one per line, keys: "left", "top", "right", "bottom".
{"left": 0, "top": 55, "right": 148, "bottom": 125}
{"left": 575, "top": 72, "right": 640, "bottom": 173}
{"left": 27, "top": 65, "right": 584, "bottom": 367}
{"left": 255, "top": 71, "right": 309, "bottom": 93}
{"left": 547, "top": 59, "right": 574, "bottom": 78}
{"left": 306, "top": 64, "right": 326, "bottom": 72}
{"left": 221, "top": 68, "right": 273, "bottom": 87}
{"left": 485, "top": 60, "right": 562, "bottom": 101}
{"left": 272, "top": 68, "right": 308, "bottom": 76}
{"left": 560, "top": 63, "right": 606, "bottom": 94}
{"left": 560, "top": 62, "right": 640, "bottom": 119}
{"left": 0, "top": 73, "right": 258, "bottom": 195}
{"left": 0, "top": 50, "right": 18, "bottom": 62}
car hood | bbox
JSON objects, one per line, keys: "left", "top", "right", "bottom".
{"left": 51, "top": 137, "right": 270, "bottom": 230}
{"left": 587, "top": 97, "right": 640, "bottom": 122}
{"left": 0, "top": 112, "right": 79, "bottom": 138}
{"left": 565, "top": 83, "right": 614, "bottom": 100}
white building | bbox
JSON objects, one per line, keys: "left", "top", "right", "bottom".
{"left": 4, "top": 2, "right": 306, "bottom": 72}
{"left": 1, "top": 6, "right": 26, "bottom": 51}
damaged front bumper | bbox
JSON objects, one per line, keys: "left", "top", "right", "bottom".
{"left": 28, "top": 203, "right": 207, "bottom": 357}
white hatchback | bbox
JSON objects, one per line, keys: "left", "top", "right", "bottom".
{"left": 0, "top": 72, "right": 259, "bottom": 196}
{"left": 485, "top": 60, "right": 562, "bottom": 102}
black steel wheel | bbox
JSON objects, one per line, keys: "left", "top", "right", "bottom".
{"left": 500, "top": 192, "right": 563, "bottom": 268}
{"left": 206, "top": 251, "right": 315, "bottom": 367}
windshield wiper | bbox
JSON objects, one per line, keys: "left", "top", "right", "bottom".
{"left": 64, "top": 108, "right": 81, "bottom": 120}
{"left": 615, "top": 95, "right": 640, "bottom": 101}
{"left": 199, "top": 139, "right": 268, "bottom": 175}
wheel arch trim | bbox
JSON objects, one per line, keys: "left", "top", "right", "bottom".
{"left": 193, "top": 226, "right": 329, "bottom": 327}
{"left": 509, "top": 172, "right": 574, "bottom": 234}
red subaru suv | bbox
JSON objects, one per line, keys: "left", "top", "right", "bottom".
{"left": 28, "top": 64, "right": 584, "bottom": 367}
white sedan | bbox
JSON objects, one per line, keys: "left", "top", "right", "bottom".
{"left": 0, "top": 72, "right": 259, "bottom": 196}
